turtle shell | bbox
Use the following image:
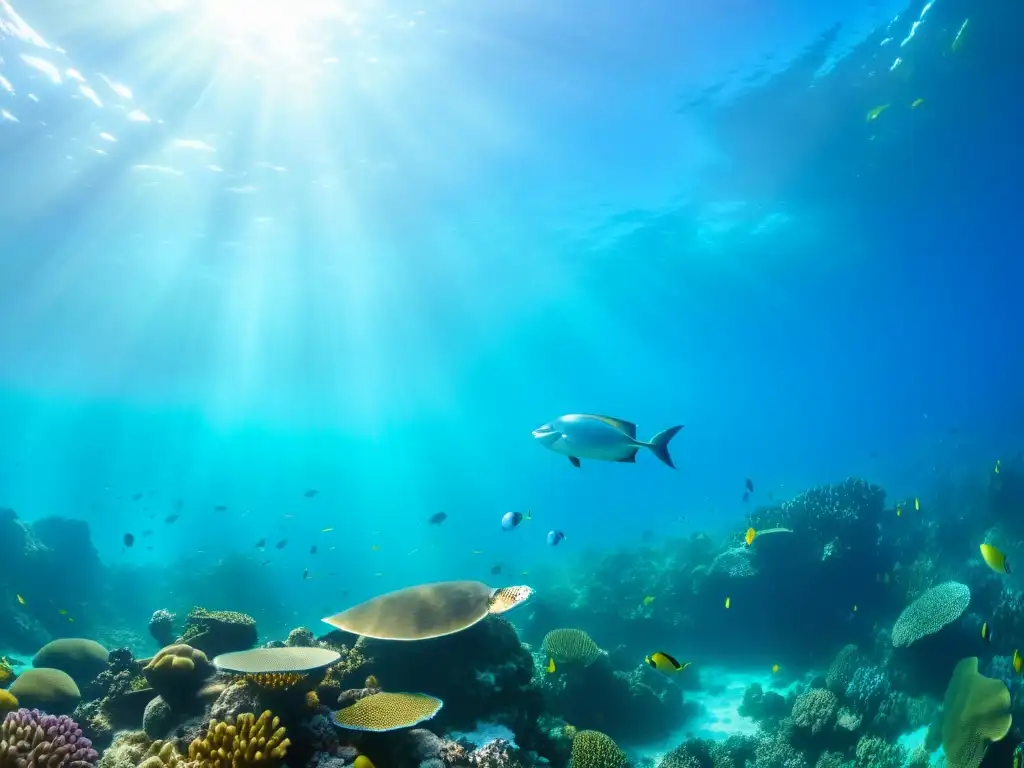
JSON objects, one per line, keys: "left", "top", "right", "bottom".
{"left": 322, "top": 580, "right": 496, "bottom": 641}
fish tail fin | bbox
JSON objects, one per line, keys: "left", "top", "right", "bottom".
{"left": 647, "top": 425, "right": 683, "bottom": 468}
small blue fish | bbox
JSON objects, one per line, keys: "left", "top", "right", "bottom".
{"left": 532, "top": 414, "right": 683, "bottom": 468}
{"left": 547, "top": 530, "right": 566, "bottom": 546}
{"left": 501, "top": 510, "right": 531, "bottom": 531}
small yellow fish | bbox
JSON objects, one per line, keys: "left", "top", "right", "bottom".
{"left": 982, "top": 622, "right": 992, "bottom": 642}
{"left": 867, "top": 104, "right": 890, "bottom": 121}
{"left": 896, "top": 505, "right": 902, "bottom": 517}
{"left": 772, "top": 664, "right": 780, "bottom": 675}
{"left": 1015, "top": 649, "right": 1023, "bottom": 674}
{"left": 16, "top": 595, "right": 24, "bottom": 606}
{"left": 996, "top": 460, "right": 1001, "bottom": 474}
{"left": 471, "top": 550, "right": 483, "bottom": 555}
{"left": 645, "top": 651, "right": 689, "bottom": 674}
{"left": 321, "top": 527, "right": 334, "bottom": 533}
{"left": 642, "top": 596, "right": 656, "bottom": 607}
{"left": 852, "top": 605, "right": 858, "bottom": 613}
{"left": 724, "top": 596, "right": 731, "bottom": 609}
{"left": 914, "top": 497, "right": 920, "bottom": 511}
{"left": 371, "top": 544, "right": 380, "bottom": 551}
{"left": 58, "top": 609, "right": 68, "bottom": 615}
{"left": 745, "top": 527, "right": 757, "bottom": 547}
{"left": 911, "top": 98, "right": 925, "bottom": 109}
{"left": 546, "top": 657, "right": 556, "bottom": 674}
{"left": 67, "top": 617, "right": 74, "bottom": 623}
{"left": 981, "top": 543, "right": 1011, "bottom": 574}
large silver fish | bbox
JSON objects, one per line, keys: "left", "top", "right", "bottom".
{"left": 532, "top": 414, "right": 683, "bottom": 468}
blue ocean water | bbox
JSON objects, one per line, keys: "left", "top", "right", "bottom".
{"left": 0, "top": 0, "right": 1021, "bottom": 718}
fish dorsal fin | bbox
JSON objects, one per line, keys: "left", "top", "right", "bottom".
{"left": 589, "top": 414, "right": 637, "bottom": 439}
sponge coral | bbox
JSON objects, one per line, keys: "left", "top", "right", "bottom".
{"left": 0, "top": 708, "right": 99, "bottom": 768}
{"left": 942, "top": 657, "right": 1012, "bottom": 768}
{"left": 187, "top": 711, "right": 289, "bottom": 768}
{"left": 568, "top": 731, "right": 626, "bottom": 768}
{"left": 892, "top": 581, "right": 971, "bottom": 648}
{"left": 542, "top": 630, "right": 603, "bottom": 667}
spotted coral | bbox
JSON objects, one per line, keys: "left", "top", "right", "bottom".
{"left": 891, "top": 581, "right": 971, "bottom": 648}
{"left": 331, "top": 692, "right": 443, "bottom": 732}
{"left": 541, "top": 630, "right": 603, "bottom": 667}
{"left": 187, "top": 711, "right": 290, "bottom": 768}
{"left": 942, "top": 657, "right": 1012, "bottom": 768}
{"left": 568, "top": 731, "right": 626, "bottom": 768}
{"left": 0, "top": 708, "right": 99, "bottom": 768}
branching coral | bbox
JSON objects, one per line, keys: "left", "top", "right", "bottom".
{"left": 0, "top": 708, "right": 99, "bottom": 768}
{"left": 853, "top": 735, "right": 904, "bottom": 768}
{"left": 187, "top": 711, "right": 290, "bottom": 768}
{"left": 790, "top": 689, "right": 838, "bottom": 735}
{"left": 824, "top": 645, "right": 860, "bottom": 694}
{"left": 567, "top": 731, "right": 626, "bottom": 768}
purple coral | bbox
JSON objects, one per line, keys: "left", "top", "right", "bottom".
{"left": 0, "top": 708, "right": 99, "bottom": 768}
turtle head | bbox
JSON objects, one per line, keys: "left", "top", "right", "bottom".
{"left": 488, "top": 585, "right": 534, "bottom": 614}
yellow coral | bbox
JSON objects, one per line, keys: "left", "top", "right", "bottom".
{"left": 187, "top": 711, "right": 290, "bottom": 768}
{"left": 139, "top": 740, "right": 186, "bottom": 768}
{"left": 542, "top": 629, "right": 603, "bottom": 666}
{"left": 568, "top": 730, "right": 626, "bottom": 768}
{"left": 353, "top": 757, "right": 375, "bottom": 768}
{"left": 0, "top": 689, "right": 18, "bottom": 713}
{"left": 332, "top": 692, "right": 443, "bottom": 732}
{"left": 243, "top": 672, "right": 306, "bottom": 691}
{"left": 305, "top": 691, "right": 320, "bottom": 710}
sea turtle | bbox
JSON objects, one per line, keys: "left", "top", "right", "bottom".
{"left": 322, "top": 580, "right": 533, "bottom": 641}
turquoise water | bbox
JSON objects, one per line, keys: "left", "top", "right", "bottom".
{"left": 1, "top": 0, "right": 1023, "bottom": 762}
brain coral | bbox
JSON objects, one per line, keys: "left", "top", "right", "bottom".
{"left": 791, "top": 689, "right": 838, "bottom": 735}
{"left": 942, "top": 657, "right": 1012, "bottom": 768}
{"left": 892, "top": 581, "right": 971, "bottom": 648}
{"left": 568, "top": 731, "right": 626, "bottom": 768}
{"left": 9, "top": 669, "right": 82, "bottom": 714}
{"left": 0, "top": 708, "right": 99, "bottom": 768}
{"left": 33, "top": 641, "right": 110, "bottom": 686}
{"left": 541, "top": 630, "right": 603, "bottom": 666}
{"left": 331, "top": 692, "right": 443, "bottom": 732}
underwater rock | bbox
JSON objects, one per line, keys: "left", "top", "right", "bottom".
{"left": 149, "top": 610, "right": 176, "bottom": 648}
{"left": 209, "top": 681, "right": 263, "bottom": 723}
{"left": 178, "top": 608, "right": 257, "bottom": 658}
{"left": 82, "top": 647, "right": 144, "bottom": 701}
{"left": 737, "top": 683, "right": 790, "bottom": 726}
{"left": 34, "top": 639, "right": 111, "bottom": 686}
{"left": 10, "top": 667, "right": 82, "bottom": 714}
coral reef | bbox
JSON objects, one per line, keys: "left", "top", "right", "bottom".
{"left": 0, "top": 708, "right": 99, "bottom": 768}
{"left": 567, "top": 731, "right": 625, "bottom": 768}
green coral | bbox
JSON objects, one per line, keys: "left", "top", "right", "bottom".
{"left": 854, "top": 736, "right": 905, "bottom": 768}
{"left": 825, "top": 645, "right": 860, "bottom": 693}
{"left": 568, "top": 731, "right": 626, "bottom": 768}
{"left": 791, "top": 689, "right": 838, "bottom": 735}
